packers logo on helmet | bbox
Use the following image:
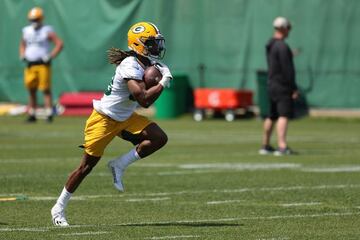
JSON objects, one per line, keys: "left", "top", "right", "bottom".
{"left": 28, "top": 7, "right": 44, "bottom": 21}
{"left": 132, "top": 26, "right": 145, "bottom": 34}
{"left": 128, "top": 22, "right": 166, "bottom": 59}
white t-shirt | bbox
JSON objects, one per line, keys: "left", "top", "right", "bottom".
{"left": 93, "top": 56, "right": 145, "bottom": 121}
{"left": 22, "top": 25, "right": 53, "bottom": 62}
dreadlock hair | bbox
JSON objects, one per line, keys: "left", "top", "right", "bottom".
{"left": 107, "top": 47, "right": 135, "bottom": 65}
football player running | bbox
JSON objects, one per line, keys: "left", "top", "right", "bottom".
{"left": 51, "top": 22, "right": 172, "bottom": 226}
{"left": 19, "top": 7, "right": 63, "bottom": 122}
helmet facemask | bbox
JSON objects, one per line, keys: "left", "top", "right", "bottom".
{"left": 30, "top": 19, "right": 42, "bottom": 29}
{"left": 141, "top": 35, "right": 166, "bottom": 59}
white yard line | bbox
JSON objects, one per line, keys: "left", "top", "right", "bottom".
{"left": 145, "top": 235, "right": 200, "bottom": 239}
{"left": 3, "top": 162, "right": 360, "bottom": 179}
{"left": 126, "top": 197, "right": 170, "bottom": 202}
{"left": 179, "top": 163, "right": 301, "bottom": 170}
{"left": 0, "top": 212, "right": 358, "bottom": 233}
{"left": 0, "top": 193, "right": 24, "bottom": 197}
{"left": 207, "top": 200, "right": 244, "bottom": 205}
{"left": 301, "top": 166, "right": 360, "bottom": 172}
{"left": 30, "top": 196, "right": 87, "bottom": 201}
{"left": 214, "top": 184, "right": 360, "bottom": 195}
{"left": 0, "top": 227, "right": 47, "bottom": 232}
{"left": 207, "top": 200, "right": 322, "bottom": 207}
{"left": 280, "top": 202, "right": 322, "bottom": 207}
{"left": 10, "top": 183, "right": 360, "bottom": 201}
{"left": 3, "top": 160, "right": 360, "bottom": 173}
{"left": 58, "top": 231, "right": 109, "bottom": 236}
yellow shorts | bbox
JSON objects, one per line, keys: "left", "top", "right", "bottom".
{"left": 24, "top": 64, "right": 51, "bottom": 91}
{"left": 82, "top": 110, "right": 152, "bottom": 157}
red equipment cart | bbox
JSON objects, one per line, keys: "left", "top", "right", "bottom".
{"left": 193, "top": 88, "right": 253, "bottom": 121}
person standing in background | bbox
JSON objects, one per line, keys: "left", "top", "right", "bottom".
{"left": 19, "top": 7, "right": 63, "bottom": 122}
{"left": 259, "top": 16, "right": 299, "bottom": 156}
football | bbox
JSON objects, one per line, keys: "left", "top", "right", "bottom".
{"left": 143, "top": 65, "right": 162, "bottom": 89}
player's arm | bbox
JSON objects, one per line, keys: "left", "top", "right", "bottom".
{"left": 19, "top": 39, "right": 26, "bottom": 61}
{"left": 48, "top": 32, "right": 63, "bottom": 59}
{"left": 127, "top": 79, "right": 164, "bottom": 108}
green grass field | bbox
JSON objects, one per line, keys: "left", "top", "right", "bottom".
{"left": 0, "top": 115, "right": 360, "bottom": 239}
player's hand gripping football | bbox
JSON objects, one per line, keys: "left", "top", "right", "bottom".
{"left": 154, "top": 62, "right": 172, "bottom": 88}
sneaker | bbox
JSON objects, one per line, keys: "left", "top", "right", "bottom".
{"left": 274, "top": 147, "right": 297, "bottom": 156}
{"left": 108, "top": 160, "right": 125, "bottom": 192}
{"left": 51, "top": 204, "right": 69, "bottom": 227}
{"left": 258, "top": 145, "right": 275, "bottom": 155}
{"left": 26, "top": 115, "right": 37, "bottom": 123}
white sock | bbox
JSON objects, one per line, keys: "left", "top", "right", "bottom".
{"left": 56, "top": 187, "right": 72, "bottom": 209}
{"left": 45, "top": 107, "right": 53, "bottom": 117}
{"left": 114, "top": 148, "right": 141, "bottom": 170}
{"left": 28, "top": 107, "right": 35, "bottom": 116}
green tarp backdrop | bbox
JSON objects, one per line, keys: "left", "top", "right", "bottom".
{"left": 1, "top": 0, "right": 359, "bottom": 108}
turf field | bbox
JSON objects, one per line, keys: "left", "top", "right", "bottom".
{"left": 0, "top": 115, "right": 359, "bottom": 239}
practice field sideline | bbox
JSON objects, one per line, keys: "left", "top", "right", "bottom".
{"left": 0, "top": 116, "right": 359, "bottom": 239}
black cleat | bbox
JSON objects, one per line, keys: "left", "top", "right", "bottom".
{"left": 46, "top": 115, "right": 53, "bottom": 123}
{"left": 258, "top": 145, "right": 275, "bottom": 155}
{"left": 274, "top": 147, "right": 298, "bottom": 156}
{"left": 26, "top": 115, "right": 37, "bottom": 123}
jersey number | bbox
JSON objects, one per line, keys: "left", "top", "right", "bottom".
{"left": 104, "top": 77, "right": 114, "bottom": 96}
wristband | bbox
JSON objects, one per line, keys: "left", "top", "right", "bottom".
{"left": 159, "top": 77, "right": 170, "bottom": 88}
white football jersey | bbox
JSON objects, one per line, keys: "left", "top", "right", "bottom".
{"left": 22, "top": 25, "right": 54, "bottom": 62}
{"left": 93, "top": 56, "right": 145, "bottom": 121}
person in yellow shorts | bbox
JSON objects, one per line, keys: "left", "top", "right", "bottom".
{"left": 51, "top": 22, "right": 173, "bottom": 226}
{"left": 19, "top": 7, "right": 63, "bottom": 122}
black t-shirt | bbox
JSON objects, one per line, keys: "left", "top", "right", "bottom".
{"left": 266, "top": 38, "right": 297, "bottom": 99}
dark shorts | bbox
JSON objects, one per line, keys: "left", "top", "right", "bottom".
{"left": 268, "top": 97, "right": 294, "bottom": 120}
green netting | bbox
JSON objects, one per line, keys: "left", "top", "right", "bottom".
{"left": 1, "top": 0, "right": 360, "bottom": 108}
